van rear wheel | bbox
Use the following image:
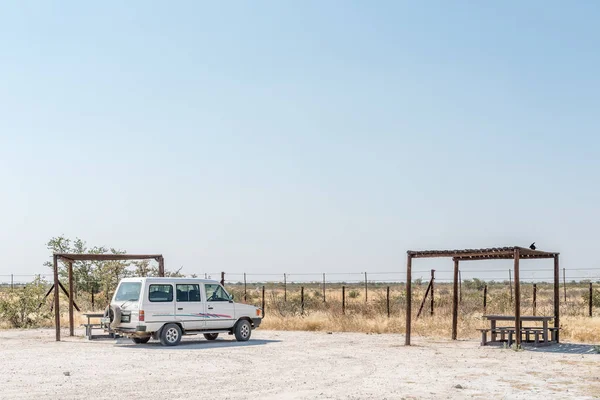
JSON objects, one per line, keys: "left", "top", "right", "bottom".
{"left": 132, "top": 337, "right": 150, "bottom": 344}
{"left": 234, "top": 320, "right": 252, "bottom": 342}
{"left": 204, "top": 333, "right": 219, "bottom": 340}
{"left": 160, "top": 324, "right": 182, "bottom": 346}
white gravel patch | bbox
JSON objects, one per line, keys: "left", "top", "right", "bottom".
{"left": 1, "top": 328, "right": 598, "bottom": 399}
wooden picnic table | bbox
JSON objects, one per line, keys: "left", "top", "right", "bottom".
{"left": 481, "top": 315, "right": 557, "bottom": 346}
{"left": 82, "top": 312, "right": 106, "bottom": 340}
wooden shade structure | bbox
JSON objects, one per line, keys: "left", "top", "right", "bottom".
{"left": 404, "top": 246, "right": 560, "bottom": 346}
{"left": 52, "top": 253, "right": 165, "bottom": 341}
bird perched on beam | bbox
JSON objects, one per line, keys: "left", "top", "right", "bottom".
{"left": 529, "top": 242, "right": 536, "bottom": 250}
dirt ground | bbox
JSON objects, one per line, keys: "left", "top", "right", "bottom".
{"left": 1, "top": 329, "right": 599, "bottom": 400}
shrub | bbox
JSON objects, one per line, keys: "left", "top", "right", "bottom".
{"left": 0, "top": 277, "right": 52, "bottom": 328}
{"left": 348, "top": 290, "right": 360, "bottom": 299}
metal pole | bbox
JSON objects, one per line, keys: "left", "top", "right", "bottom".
{"left": 483, "top": 284, "right": 487, "bottom": 314}
{"left": 458, "top": 269, "right": 462, "bottom": 304}
{"left": 364, "top": 272, "right": 368, "bottom": 302}
{"left": 386, "top": 286, "right": 390, "bottom": 318}
{"left": 323, "top": 273, "right": 326, "bottom": 303}
{"left": 262, "top": 285, "right": 265, "bottom": 317}
{"left": 563, "top": 268, "right": 567, "bottom": 303}
{"left": 509, "top": 269, "right": 513, "bottom": 304}
{"left": 430, "top": 269, "right": 435, "bottom": 316}
{"left": 533, "top": 283, "right": 537, "bottom": 316}
{"left": 10, "top": 274, "right": 13, "bottom": 290}
{"left": 244, "top": 273, "right": 247, "bottom": 302}
{"left": 342, "top": 286, "right": 346, "bottom": 315}
{"left": 301, "top": 286, "right": 304, "bottom": 316}
{"left": 589, "top": 282, "right": 593, "bottom": 318}
{"left": 284, "top": 273, "right": 287, "bottom": 302}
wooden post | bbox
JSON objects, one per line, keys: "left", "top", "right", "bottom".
{"left": 364, "top": 272, "right": 368, "bottom": 303}
{"left": 244, "top": 273, "right": 247, "bottom": 302}
{"left": 342, "top": 286, "right": 346, "bottom": 315}
{"left": 323, "top": 273, "right": 326, "bottom": 303}
{"left": 416, "top": 279, "right": 433, "bottom": 318}
{"left": 386, "top": 286, "right": 390, "bottom": 318}
{"left": 458, "top": 269, "right": 462, "bottom": 304}
{"left": 53, "top": 255, "right": 60, "bottom": 341}
{"left": 554, "top": 255, "right": 560, "bottom": 342}
{"left": 68, "top": 261, "right": 74, "bottom": 337}
{"left": 10, "top": 274, "right": 13, "bottom": 290}
{"left": 261, "top": 285, "right": 265, "bottom": 317}
{"left": 589, "top": 282, "right": 593, "bottom": 317}
{"left": 430, "top": 269, "right": 435, "bottom": 316}
{"left": 514, "top": 248, "right": 521, "bottom": 347}
{"left": 220, "top": 272, "right": 225, "bottom": 287}
{"left": 158, "top": 257, "right": 165, "bottom": 277}
{"left": 91, "top": 286, "right": 95, "bottom": 311}
{"left": 509, "top": 269, "right": 513, "bottom": 304}
{"left": 284, "top": 273, "right": 287, "bottom": 302}
{"left": 483, "top": 284, "right": 487, "bottom": 314}
{"left": 533, "top": 283, "right": 537, "bottom": 316}
{"left": 563, "top": 268, "right": 567, "bottom": 303}
{"left": 452, "top": 258, "right": 459, "bottom": 341}
{"left": 204, "top": 273, "right": 207, "bottom": 279}
{"left": 301, "top": 286, "right": 304, "bottom": 316}
{"left": 405, "top": 254, "right": 413, "bottom": 345}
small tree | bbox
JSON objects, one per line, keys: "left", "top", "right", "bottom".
{"left": 0, "top": 277, "right": 51, "bottom": 328}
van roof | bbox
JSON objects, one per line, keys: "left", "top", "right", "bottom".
{"left": 119, "top": 277, "right": 220, "bottom": 284}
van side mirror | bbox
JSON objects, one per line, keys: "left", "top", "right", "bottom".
{"left": 229, "top": 294, "right": 234, "bottom": 302}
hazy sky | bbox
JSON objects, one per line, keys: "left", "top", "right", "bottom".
{"left": 1, "top": 1, "right": 599, "bottom": 283}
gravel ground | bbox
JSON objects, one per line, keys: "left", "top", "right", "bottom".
{"left": 1, "top": 328, "right": 599, "bottom": 399}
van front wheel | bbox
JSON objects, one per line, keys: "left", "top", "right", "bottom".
{"left": 234, "top": 320, "right": 252, "bottom": 342}
{"left": 160, "top": 324, "right": 182, "bottom": 346}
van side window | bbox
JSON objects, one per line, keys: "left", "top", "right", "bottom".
{"left": 176, "top": 284, "right": 201, "bottom": 302}
{"left": 205, "top": 284, "right": 230, "bottom": 302}
{"left": 148, "top": 284, "right": 173, "bottom": 302}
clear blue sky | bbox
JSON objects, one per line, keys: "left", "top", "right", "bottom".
{"left": 1, "top": 1, "right": 599, "bottom": 282}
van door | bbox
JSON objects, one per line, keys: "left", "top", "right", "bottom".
{"left": 175, "top": 283, "right": 205, "bottom": 331}
{"left": 203, "top": 283, "right": 236, "bottom": 330}
{"left": 144, "top": 283, "right": 175, "bottom": 327}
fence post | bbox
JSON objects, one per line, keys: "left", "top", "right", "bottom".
{"left": 590, "top": 282, "right": 593, "bottom": 317}
{"left": 458, "top": 269, "right": 462, "bottom": 304}
{"left": 430, "top": 269, "right": 435, "bottom": 316}
{"left": 204, "top": 273, "right": 207, "bottom": 279}
{"left": 533, "top": 283, "right": 537, "bottom": 316}
{"left": 509, "top": 269, "right": 513, "bottom": 304}
{"left": 244, "top": 273, "right": 247, "bottom": 302}
{"left": 262, "top": 285, "right": 265, "bottom": 317}
{"left": 301, "top": 286, "right": 304, "bottom": 316}
{"left": 220, "top": 272, "right": 225, "bottom": 287}
{"left": 563, "top": 268, "right": 567, "bottom": 303}
{"left": 323, "top": 273, "right": 326, "bottom": 303}
{"left": 386, "top": 286, "right": 390, "bottom": 318}
{"left": 364, "top": 272, "right": 368, "bottom": 302}
{"left": 91, "top": 286, "right": 95, "bottom": 311}
{"left": 483, "top": 284, "right": 487, "bottom": 314}
{"left": 10, "top": 274, "right": 14, "bottom": 290}
{"left": 342, "top": 286, "right": 346, "bottom": 315}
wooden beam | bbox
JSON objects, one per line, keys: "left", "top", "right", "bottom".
{"left": 554, "top": 255, "right": 560, "bottom": 342}
{"left": 452, "top": 258, "right": 459, "bottom": 340}
{"left": 514, "top": 248, "right": 521, "bottom": 347}
{"left": 405, "top": 254, "right": 412, "bottom": 346}
{"left": 68, "top": 261, "right": 74, "bottom": 337}
{"left": 53, "top": 255, "right": 60, "bottom": 342}
{"left": 56, "top": 253, "right": 163, "bottom": 261}
{"left": 416, "top": 278, "right": 433, "bottom": 318}
{"left": 158, "top": 257, "right": 165, "bottom": 277}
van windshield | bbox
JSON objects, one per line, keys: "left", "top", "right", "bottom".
{"left": 114, "top": 282, "right": 142, "bottom": 302}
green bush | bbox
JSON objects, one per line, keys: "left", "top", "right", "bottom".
{"left": 0, "top": 277, "right": 52, "bottom": 328}
{"left": 582, "top": 289, "right": 600, "bottom": 308}
{"left": 348, "top": 290, "right": 360, "bottom": 299}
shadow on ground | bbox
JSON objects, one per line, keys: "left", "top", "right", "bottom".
{"left": 525, "top": 343, "right": 599, "bottom": 355}
{"left": 115, "top": 337, "right": 281, "bottom": 350}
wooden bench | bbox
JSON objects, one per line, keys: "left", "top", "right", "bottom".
{"left": 82, "top": 323, "right": 103, "bottom": 340}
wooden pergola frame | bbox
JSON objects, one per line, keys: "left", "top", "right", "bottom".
{"left": 404, "top": 247, "right": 560, "bottom": 346}
{"left": 52, "top": 253, "right": 165, "bottom": 341}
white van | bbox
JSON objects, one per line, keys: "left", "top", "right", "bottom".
{"left": 103, "top": 277, "right": 262, "bottom": 346}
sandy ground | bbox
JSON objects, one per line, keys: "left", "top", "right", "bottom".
{"left": 1, "top": 329, "right": 599, "bottom": 400}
